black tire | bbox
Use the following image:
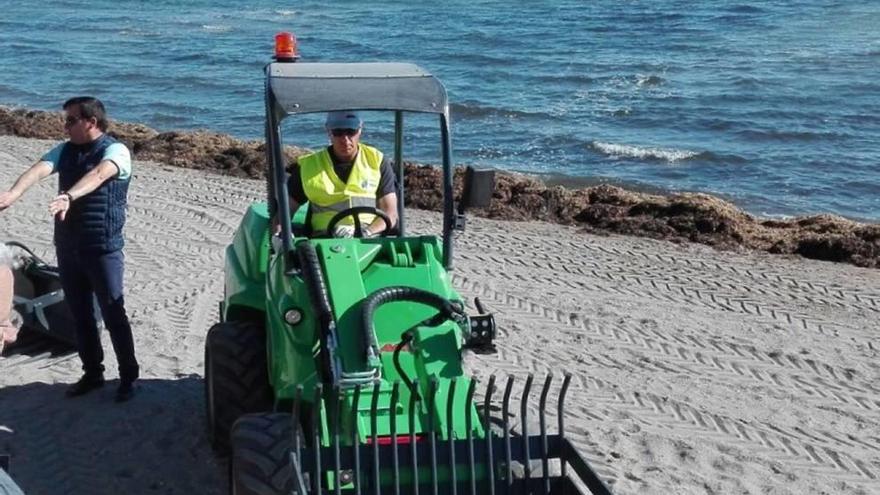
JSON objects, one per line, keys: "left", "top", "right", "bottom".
{"left": 230, "top": 413, "right": 304, "bottom": 495}
{"left": 205, "top": 320, "right": 273, "bottom": 454}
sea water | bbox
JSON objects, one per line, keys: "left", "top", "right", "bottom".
{"left": 1, "top": 0, "right": 878, "bottom": 220}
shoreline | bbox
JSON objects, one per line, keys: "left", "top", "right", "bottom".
{"left": 1, "top": 105, "right": 877, "bottom": 268}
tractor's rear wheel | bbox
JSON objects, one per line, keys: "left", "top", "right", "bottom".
{"left": 230, "top": 413, "right": 303, "bottom": 495}
{"left": 205, "top": 320, "right": 273, "bottom": 454}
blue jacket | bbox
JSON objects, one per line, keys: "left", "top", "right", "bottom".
{"left": 55, "top": 134, "right": 130, "bottom": 252}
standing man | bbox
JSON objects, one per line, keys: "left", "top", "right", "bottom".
{"left": 0, "top": 97, "right": 139, "bottom": 402}
{"left": 287, "top": 111, "right": 398, "bottom": 237}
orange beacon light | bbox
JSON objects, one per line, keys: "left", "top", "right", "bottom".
{"left": 274, "top": 32, "right": 299, "bottom": 62}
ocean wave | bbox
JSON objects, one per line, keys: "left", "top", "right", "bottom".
{"left": 591, "top": 141, "right": 702, "bottom": 163}
{"left": 531, "top": 73, "right": 594, "bottom": 86}
{"left": 7, "top": 43, "right": 65, "bottom": 58}
{"left": 133, "top": 99, "right": 211, "bottom": 116}
{"left": 635, "top": 74, "right": 664, "bottom": 87}
{"left": 736, "top": 129, "right": 847, "bottom": 142}
{"left": 724, "top": 5, "right": 764, "bottom": 14}
{"left": 274, "top": 9, "right": 297, "bottom": 16}
{"left": 119, "top": 27, "right": 161, "bottom": 38}
{"left": 201, "top": 24, "right": 232, "bottom": 33}
{"left": 450, "top": 102, "right": 545, "bottom": 120}
{"left": 148, "top": 112, "right": 191, "bottom": 126}
{"left": 731, "top": 76, "right": 763, "bottom": 89}
{"left": 453, "top": 52, "right": 513, "bottom": 67}
{"left": 0, "top": 84, "right": 41, "bottom": 101}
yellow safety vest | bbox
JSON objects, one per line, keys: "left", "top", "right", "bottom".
{"left": 299, "top": 144, "right": 383, "bottom": 233}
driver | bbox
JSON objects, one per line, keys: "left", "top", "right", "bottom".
{"left": 287, "top": 111, "right": 398, "bottom": 238}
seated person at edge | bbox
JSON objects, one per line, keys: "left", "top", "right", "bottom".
{"left": 0, "top": 243, "right": 20, "bottom": 353}
{"left": 286, "top": 111, "right": 398, "bottom": 238}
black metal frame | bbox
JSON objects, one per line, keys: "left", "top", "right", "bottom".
{"left": 290, "top": 374, "right": 613, "bottom": 495}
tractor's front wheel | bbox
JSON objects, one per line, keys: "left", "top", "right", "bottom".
{"left": 230, "top": 413, "right": 303, "bottom": 495}
{"left": 205, "top": 320, "right": 273, "bottom": 454}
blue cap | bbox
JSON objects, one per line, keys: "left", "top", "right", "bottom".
{"left": 325, "top": 111, "right": 362, "bottom": 130}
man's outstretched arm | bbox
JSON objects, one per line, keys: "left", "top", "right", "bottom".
{"left": 48, "top": 160, "right": 119, "bottom": 221}
{"left": 0, "top": 161, "right": 53, "bottom": 211}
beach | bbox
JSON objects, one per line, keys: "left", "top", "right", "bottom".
{"left": 0, "top": 133, "right": 878, "bottom": 494}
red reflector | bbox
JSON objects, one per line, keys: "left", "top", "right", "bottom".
{"left": 379, "top": 343, "right": 411, "bottom": 353}
{"left": 366, "top": 435, "right": 422, "bottom": 445}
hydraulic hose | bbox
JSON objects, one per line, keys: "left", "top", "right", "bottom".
{"left": 296, "top": 241, "right": 335, "bottom": 383}
{"left": 393, "top": 331, "right": 418, "bottom": 400}
{"left": 361, "top": 286, "right": 465, "bottom": 370}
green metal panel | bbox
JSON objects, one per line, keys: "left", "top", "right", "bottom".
{"left": 222, "top": 202, "right": 482, "bottom": 442}
{"left": 319, "top": 237, "right": 456, "bottom": 373}
{"left": 265, "top": 250, "right": 320, "bottom": 396}
{"left": 223, "top": 203, "right": 271, "bottom": 320}
{"left": 316, "top": 236, "right": 482, "bottom": 442}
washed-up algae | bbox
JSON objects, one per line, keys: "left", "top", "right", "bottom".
{"left": 2, "top": 106, "right": 877, "bottom": 268}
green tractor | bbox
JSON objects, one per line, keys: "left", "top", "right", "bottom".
{"left": 204, "top": 33, "right": 612, "bottom": 495}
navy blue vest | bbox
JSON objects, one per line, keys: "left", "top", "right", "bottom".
{"left": 55, "top": 134, "right": 130, "bottom": 253}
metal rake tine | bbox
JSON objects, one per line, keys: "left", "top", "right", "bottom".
{"left": 290, "top": 445, "right": 310, "bottom": 495}
{"left": 293, "top": 385, "right": 303, "bottom": 462}
{"left": 520, "top": 374, "right": 534, "bottom": 495}
{"left": 501, "top": 376, "right": 514, "bottom": 495}
{"left": 558, "top": 373, "right": 572, "bottom": 481}
{"left": 332, "top": 384, "right": 343, "bottom": 495}
{"left": 408, "top": 384, "right": 420, "bottom": 495}
{"left": 465, "top": 378, "right": 477, "bottom": 495}
{"left": 447, "top": 377, "right": 458, "bottom": 495}
{"left": 390, "top": 381, "right": 401, "bottom": 495}
{"left": 428, "top": 377, "right": 439, "bottom": 495}
{"left": 313, "top": 383, "right": 324, "bottom": 495}
{"left": 483, "top": 375, "right": 497, "bottom": 495}
{"left": 370, "top": 381, "right": 381, "bottom": 495}
{"left": 538, "top": 375, "right": 553, "bottom": 495}
{"left": 352, "top": 385, "right": 363, "bottom": 495}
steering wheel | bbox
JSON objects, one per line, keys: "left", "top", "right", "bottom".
{"left": 326, "top": 206, "right": 393, "bottom": 238}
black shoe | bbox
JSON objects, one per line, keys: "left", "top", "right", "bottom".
{"left": 66, "top": 373, "right": 105, "bottom": 397}
{"left": 114, "top": 380, "right": 137, "bottom": 403}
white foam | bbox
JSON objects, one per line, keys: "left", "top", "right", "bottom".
{"left": 593, "top": 141, "right": 700, "bottom": 162}
{"left": 201, "top": 24, "right": 232, "bottom": 33}
{"left": 635, "top": 74, "right": 664, "bottom": 87}
{"left": 275, "top": 9, "right": 297, "bottom": 16}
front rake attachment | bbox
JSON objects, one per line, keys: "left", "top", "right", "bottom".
{"left": 278, "top": 374, "right": 612, "bottom": 495}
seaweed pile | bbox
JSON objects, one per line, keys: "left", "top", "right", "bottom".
{"left": 2, "top": 106, "right": 877, "bottom": 268}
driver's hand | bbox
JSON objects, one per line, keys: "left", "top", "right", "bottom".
{"left": 363, "top": 226, "right": 377, "bottom": 238}
{"left": 333, "top": 225, "right": 355, "bottom": 238}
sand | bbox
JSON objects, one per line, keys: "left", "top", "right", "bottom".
{"left": 0, "top": 135, "right": 878, "bottom": 495}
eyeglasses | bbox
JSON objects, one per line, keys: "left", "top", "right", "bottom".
{"left": 330, "top": 128, "right": 359, "bottom": 137}
{"left": 64, "top": 115, "right": 83, "bottom": 126}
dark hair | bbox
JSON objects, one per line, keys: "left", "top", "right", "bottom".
{"left": 63, "top": 96, "right": 108, "bottom": 132}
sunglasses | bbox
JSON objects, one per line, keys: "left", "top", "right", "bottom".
{"left": 64, "top": 115, "right": 83, "bottom": 126}
{"left": 330, "top": 128, "right": 359, "bottom": 137}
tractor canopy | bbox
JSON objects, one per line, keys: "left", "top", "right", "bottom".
{"left": 267, "top": 62, "right": 448, "bottom": 115}
{"left": 264, "top": 61, "right": 463, "bottom": 268}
